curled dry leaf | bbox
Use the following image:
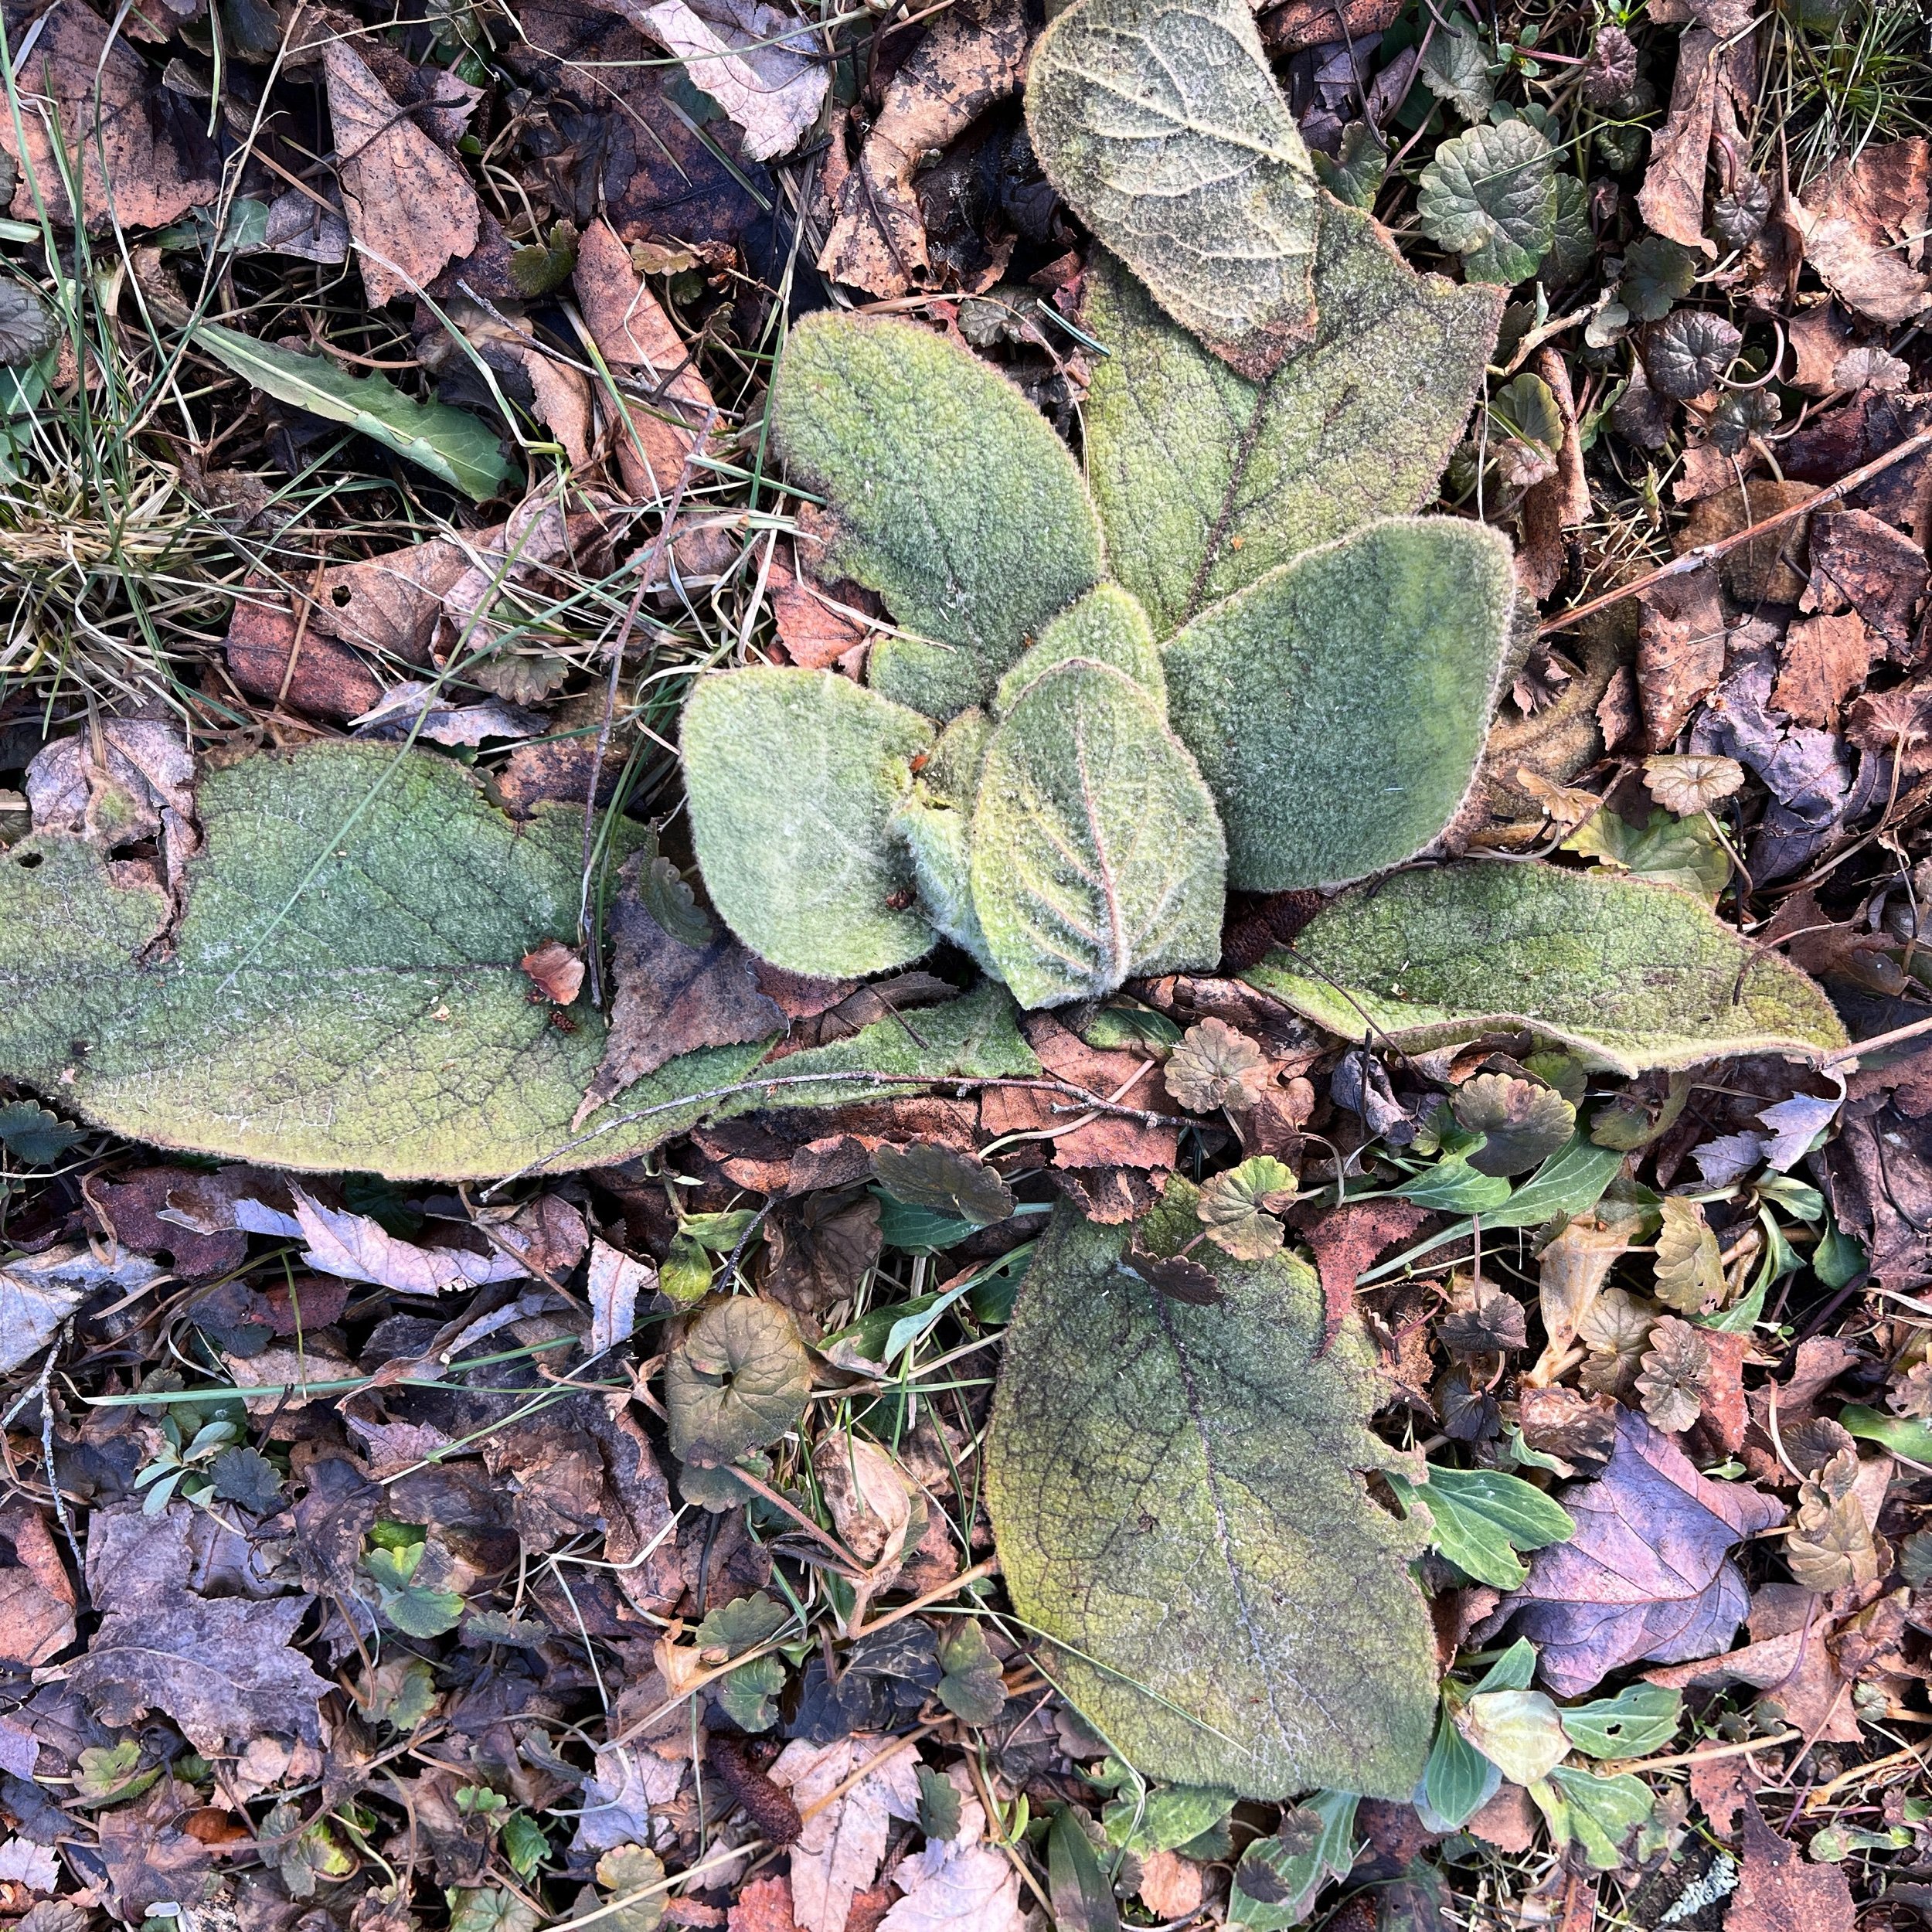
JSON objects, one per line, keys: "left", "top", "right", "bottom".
{"left": 640, "top": 0, "right": 830, "bottom": 163}
{"left": 1786, "top": 1446, "right": 1882, "bottom": 1593}
{"left": 520, "top": 940, "right": 586, "bottom": 1006}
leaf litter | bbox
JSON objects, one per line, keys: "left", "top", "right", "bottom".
{"left": 2, "top": 0, "right": 1932, "bottom": 1928}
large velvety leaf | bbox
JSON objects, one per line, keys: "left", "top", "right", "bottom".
{"left": 1162, "top": 518, "right": 1514, "bottom": 892}
{"left": 0, "top": 743, "right": 1037, "bottom": 1178}
{"left": 985, "top": 1190, "right": 1437, "bottom": 1798}
{"left": 770, "top": 312, "right": 1104, "bottom": 716}
{"left": 970, "top": 662, "right": 1225, "bottom": 1007}
{"left": 1243, "top": 862, "right": 1848, "bottom": 1076}
{"left": 190, "top": 321, "right": 515, "bottom": 501}
{"left": 1083, "top": 201, "right": 1502, "bottom": 637}
{"left": 1025, "top": 0, "right": 1318, "bottom": 379}
{"left": 682, "top": 667, "right": 937, "bottom": 977}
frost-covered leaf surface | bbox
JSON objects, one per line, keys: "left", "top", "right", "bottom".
{"left": 0, "top": 743, "right": 1036, "bottom": 1176}
{"left": 984, "top": 1189, "right": 1439, "bottom": 1798}
{"left": 970, "top": 662, "right": 1226, "bottom": 1006}
{"left": 1025, "top": 0, "right": 1318, "bottom": 379}
{"left": 1082, "top": 203, "right": 1502, "bottom": 634}
{"left": 770, "top": 312, "right": 1104, "bottom": 715}
{"left": 1162, "top": 518, "right": 1514, "bottom": 890}
{"left": 1244, "top": 862, "right": 1848, "bottom": 1075}
{"left": 682, "top": 666, "right": 937, "bottom": 976}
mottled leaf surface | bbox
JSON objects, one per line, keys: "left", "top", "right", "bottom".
{"left": 0, "top": 744, "right": 1036, "bottom": 1177}
{"left": 1026, "top": 0, "right": 1318, "bottom": 379}
{"left": 1243, "top": 862, "right": 1847, "bottom": 1076}
{"left": 683, "top": 667, "right": 937, "bottom": 977}
{"left": 985, "top": 1190, "right": 1438, "bottom": 1798}
{"left": 1083, "top": 202, "right": 1502, "bottom": 635}
{"left": 770, "top": 312, "right": 1104, "bottom": 716}
{"left": 1162, "top": 518, "right": 1514, "bottom": 890}
{"left": 970, "top": 663, "right": 1226, "bottom": 1007}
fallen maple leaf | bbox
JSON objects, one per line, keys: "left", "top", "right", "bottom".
{"left": 1486, "top": 1406, "right": 1783, "bottom": 1696}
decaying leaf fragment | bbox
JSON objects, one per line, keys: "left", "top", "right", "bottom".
{"left": 985, "top": 1189, "right": 1438, "bottom": 1798}
{"left": 639, "top": 0, "right": 830, "bottom": 163}
{"left": 1026, "top": 0, "right": 1319, "bottom": 378}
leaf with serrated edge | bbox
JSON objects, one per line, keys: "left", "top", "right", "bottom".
{"left": 771, "top": 311, "right": 1104, "bottom": 717}
{"left": 1025, "top": 0, "right": 1318, "bottom": 379}
{"left": 970, "top": 662, "right": 1226, "bottom": 1007}
{"left": 1083, "top": 201, "right": 1502, "bottom": 635}
{"left": 683, "top": 666, "right": 936, "bottom": 978}
{"left": 1416, "top": 121, "right": 1557, "bottom": 285}
{"left": 985, "top": 1189, "right": 1437, "bottom": 1798}
{"left": 0, "top": 745, "right": 1037, "bottom": 1177}
{"left": 1243, "top": 862, "right": 1846, "bottom": 1077}
{"left": 1163, "top": 518, "right": 1514, "bottom": 891}
{"left": 190, "top": 321, "right": 515, "bottom": 501}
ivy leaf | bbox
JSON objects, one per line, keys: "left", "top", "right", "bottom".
{"left": 1163, "top": 518, "right": 1515, "bottom": 891}
{"left": 682, "top": 667, "right": 936, "bottom": 978}
{"left": 1645, "top": 310, "right": 1742, "bottom": 400}
{"left": 1419, "top": 12, "right": 1495, "bottom": 122}
{"left": 713, "top": 1654, "right": 786, "bottom": 1733}
{"left": 969, "top": 662, "right": 1226, "bottom": 1007}
{"left": 1026, "top": 0, "right": 1319, "bottom": 379}
{"left": 508, "top": 220, "right": 579, "bottom": 297}
{"left": 1165, "top": 1018, "right": 1270, "bottom": 1114}
{"left": 696, "top": 1592, "right": 791, "bottom": 1658}
{"left": 1619, "top": 235, "right": 1699, "bottom": 323}
{"left": 985, "top": 1189, "right": 1440, "bottom": 1799}
{"left": 770, "top": 312, "right": 1104, "bottom": 717}
{"left": 1197, "top": 1155, "right": 1298, "bottom": 1260}
{"left": 665, "top": 1297, "right": 813, "bottom": 1496}
{"left": 190, "top": 320, "right": 515, "bottom": 501}
{"left": 1417, "top": 121, "right": 1559, "bottom": 286}
{"left": 1082, "top": 200, "right": 1502, "bottom": 635}
{"left": 1243, "top": 862, "right": 1846, "bottom": 1076}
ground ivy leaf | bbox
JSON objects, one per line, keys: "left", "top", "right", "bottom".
{"left": 682, "top": 666, "right": 937, "bottom": 978}
{"left": 1083, "top": 199, "right": 1502, "bottom": 635}
{"left": 970, "top": 662, "right": 1226, "bottom": 1007}
{"left": 1419, "top": 11, "right": 1495, "bottom": 122}
{"left": 1026, "top": 0, "right": 1318, "bottom": 379}
{"left": 1162, "top": 518, "right": 1515, "bottom": 891}
{"left": 1243, "top": 862, "right": 1847, "bottom": 1076}
{"left": 985, "top": 1189, "right": 1439, "bottom": 1799}
{"left": 770, "top": 311, "right": 1104, "bottom": 717}
{"left": 1311, "top": 121, "right": 1387, "bottom": 210}
{"left": 666, "top": 1296, "right": 812, "bottom": 1475}
{"left": 1417, "top": 121, "right": 1558, "bottom": 286}
{"left": 0, "top": 745, "right": 1036, "bottom": 1178}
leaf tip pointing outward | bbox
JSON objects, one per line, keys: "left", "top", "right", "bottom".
{"left": 986, "top": 1189, "right": 1439, "bottom": 1798}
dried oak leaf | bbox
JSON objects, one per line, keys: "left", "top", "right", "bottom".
{"left": 770, "top": 1735, "right": 923, "bottom": 1932}
{"left": 1726, "top": 1797, "right": 1855, "bottom": 1932}
{"left": 324, "top": 39, "right": 479, "bottom": 308}
{"left": 1489, "top": 1405, "right": 1783, "bottom": 1696}
{"left": 64, "top": 1502, "right": 329, "bottom": 1755}
{"left": 1635, "top": 1315, "right": 1712, "bottom": 1434}
{"left": 1164, "top": 1017, "right": 1270, "bottom": 1115}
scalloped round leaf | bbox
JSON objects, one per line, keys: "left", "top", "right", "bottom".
{"left": 969, "top": 662, "right": 1226, "bottom": 1007}
{"left": 993, "top": 584, "right": 1165, "bottom": 715}
{"left": 1417, "top": 121, "right": 1558, "bottom": 285}
{"left": 1025, "top": 0, "right": 1318, "bottom": 379}
{"left": 985, "top": 1191, "right": 1438, "bottom": 1798}
{"left": 1162, "top": 517, "right": 1515, "bottom": 892}
{"left": 682, "top": 666, "right": 937, "bottom": 978}
{"left": 1242, "top": 862, "right": 1848, "bottom": 1076}
{"left": 770, "top": 312, "right": 1104, "bottom": 716}
{"left": 1453, "top": 1073, "right": 1577, "bottom": 1176}
{"left": 1644, "top": 310, "right": 1743, "bottom": 400}
{"left": 666, "top": 1296, "right": 812, "bottom": 1471}
{"left": 1083, "top": 201, "right": 1503, "bottom": 635}
{"left": 0, "top": 282, "right": 56, "bottom": 365}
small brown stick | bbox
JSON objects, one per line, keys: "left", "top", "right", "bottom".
{"left": 1537, "top": 426, "right": 1932, "bottom": 637}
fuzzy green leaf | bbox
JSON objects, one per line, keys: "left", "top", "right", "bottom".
{"left": 985, "top": 1191, "right": 1439, "bottom": 1799}
{"left": 0, "top": 744, "right": 1036, "bottom": 1178}
{"left": 1083, "top": 200, "right": 1502, "bottom": 635}
{"left": 190, "top": 321, "right": 515, "bottom": 500}
{"left": 770, "top": 312, "right": 1104, "bottom": 716}
{"left": 1417, "top": 121, "right": 1558, "bottom": 285}
{"left": 1242, "top": 862, "right": 1848, "bottom": 1076}
{"left": 1162, "top": 518, "right": 1515, "bottom": 891}
{"left": 970, "top": 662, "right": 1226, "bottom": 1007}
{"left": 993, "top": 585, "right": 1166, "bottom": 715}
{"left": 682, "top": 667, "right": 936, "bottom": 977}
{"left": 1025, "top": 0, "right": 1318, "bottom": 379}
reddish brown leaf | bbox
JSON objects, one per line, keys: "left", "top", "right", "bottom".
{"left": 1698, "top": 1327, "right": 1750, "bottom": 1454}
{"left": 727, "top": 1876, "right": 797, "bottom": 1932}
{"left": 1726, "top": 1798, "right": 1855, "bottom": 1932}
{"left": 223, "top": 594, "right": 386, "bottom": 724}
{"left": 1290, "top": 1199, "right": 1430, "bottom": 1353}
{"left": 1793, "top": 137, "right": 1932, "bottom": 328}
{"left": 978, "top": 1012, "right": 1178, "bottom": 1169}
{"left": 1802, "top": 507, "right": 1930, "bottom": 659}
{"left": 770, "top": 536, "right": 876, "bottom": 670}
{"left": 0, "top": 1498, "right": 75, "bottom": 1672}
{"left": 1676, "top": 480, "right": 1822, "bottom": 603}
{"left": 1771, "top": 611, "right": 1872, "bottom": 726}
{"left": 1636, "top": 564, "right": 1726, "bottom": 750}
{"left": 1688, "top": 1750, "right": 1756, "bottom": 1833}
{"left": 83, "top": 1168, "right": 247, "bottom": 1281}
{"left": 522, "top": 939, "right": 587, "bottom": 1006}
